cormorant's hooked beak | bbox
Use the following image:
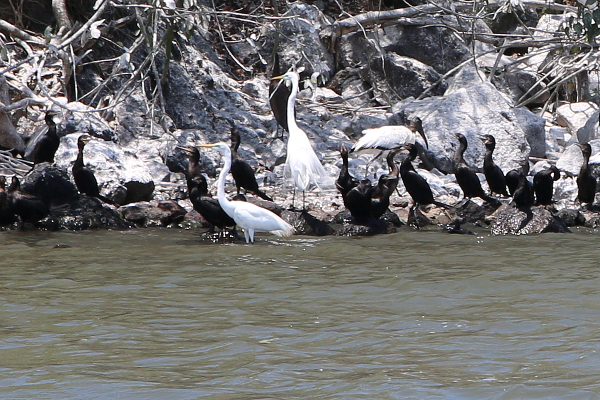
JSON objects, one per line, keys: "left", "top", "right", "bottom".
{"left": 79, "top": 135, "right": 92, "bottom": 144}
{"left": 176, "top": 145, "right": 196, "bottom": 154}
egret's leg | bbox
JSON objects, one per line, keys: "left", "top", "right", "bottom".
{"left": 291, "top": 187, "right": 296, "bottom": 211}
{"left": 244, "top": 229, "right": 250, "bottom": 243}
{"left": 302, "top": 190, "right": 306, "bottom": 210}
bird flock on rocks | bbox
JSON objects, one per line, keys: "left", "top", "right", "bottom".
{"left": 182, "top": 60, "right": 597, "bottom": 243}
{"left": 0, "top": 113, "right": 117, "bottom": 229}
{"left": 1, "top": 59, "right": 598, "bottom": 243}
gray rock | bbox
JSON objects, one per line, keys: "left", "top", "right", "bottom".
{"left": 385, "top": 16, "right": 488, "bottom": 74}
{"left": 490, "top": 204, "right": 570, "bottom": 235}
{"left": 120, "top": 200, "right": 187, "bottom": 227}
{"left": 557, "top": 102, "right": 598, "bottom": 141}
{"left": 555, "top": 208, "right": 585, "bottom": 227}
{"left": 369, "top": 54, "right": 446, "bottom": 104}
{"left": 337, "top": 31, "right": 382, "bottom": 69}
{"left": 513, "top": 107, "right": 546, "bottom": 158}
{"left": 556, "top": 144, "right": 584, "bottom": 176}
{"left": 260, "top": 3, "right": 334, "bottom": 80}
{"left": 493, "top": 66, "right": 549, "bottom": 105}
{"left": 397, "top": 70, "right": 530, "bottom": 173}
{"left": 576, "top": 108, "right": 600, "bottom": 143}
{"left": 0, "top": 111, "right": 25, "bottom": 154}
{"left": 21, "top": 164, "right": 79, "bottom": 206}
{"left": 55, "top": 133, "right": 157, "bottom": 205}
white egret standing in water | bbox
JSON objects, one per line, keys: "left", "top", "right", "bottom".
{"left": 198, "top": 142, "right": 294, "bottom": 244}
{"left": 272, "top": 70, "right": 327, "bottom": 210}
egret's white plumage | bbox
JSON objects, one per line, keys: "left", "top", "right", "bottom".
{"left": 199, "top": 143, "right": 294, "bottom": 244}
{"left": 351, "top": 117, "right": 428, "bottom": 154}
{"left": 278, "top": 70, "right": 327, "bottom": 207}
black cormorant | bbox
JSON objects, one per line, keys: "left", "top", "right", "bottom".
{"left": 506, "top": 161, "right": 530, "bottom": 196}
{"left": 269, "top": 53, "right": 292, "bottom": 136}
{"left": 24, "top": 111, "right": 60, "bottom": 164}
{"left": 511, "top": 170, "right": 534, "bottom": 208}
{"left": 371, "top": 149, "right": 401, "bottom": 219}
{"left": 345, "top": 178, "right": 374, "bottom": 223}
{"left": 72, "top": 135, "right": 114, "bottom": 204}
{"left": 577, "top": 143, "right": 596, "bottom": 206}
{"left": 481, "top": 134, "right": 509, "bottom": 196}
{"left": 7, "top": 176, "right": 49, "bottom": 225}
{"left": 179, "top": 145, "right": 237, "bottom": 233}
{"left": 401, "top": 144, "right": 449, "bottom": 209}
{"left": 533, "top": 165, "right": 560, "bottom": 205}
{"left": 230, "top": 129, "right": 273, "bottom": 201}
{"left": 335, "top": 143, "right": 359, "bottom": 208}
{"left": 505, "top": 169, "right": 519, "bottom": 196}
{"left": 453, "top": 133, "right": 497, "bottom": 204}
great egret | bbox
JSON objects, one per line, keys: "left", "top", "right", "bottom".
{"left": 577, "top": 143, "right": 596, "bottom": 206}
{"left": 230, "top": 128, "right": 273, "bottom": 201}
{"left": 533, "top": 165, "right": 560, "bottom": 205}
{"left": 480, "top": 134, "right": 509, "bottom": 196}
{"left": 178, "top": 145, "right": 237, "bottom": 234}
{"left": 24, "top": 111, "right": 60, "bottom": 164}
{"left": 198, "top": 142, "right": 294, "bottom": 243}
{"left": 7, "top": 176, "right": 49, "bottom": 225}
{"left": 453, "top": 133, "right": 497, "bottom": 204}
{"left": 72, "top": 135, "right": 115, "bottom": 204}
{"left": 400, "top": 144, "right": 450, "bottom": 209}
{"left": 370, "top": 149, "right": 401, "bottom": 219}
{"left": 272, "top": 70, "right": 327, "bottom": 210}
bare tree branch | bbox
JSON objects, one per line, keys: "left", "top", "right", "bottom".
{"left": 52, "top": 0, "right": 73, "bottom": 34}
{"left": 0, "top": 19, "right": 44, "bottom": 44}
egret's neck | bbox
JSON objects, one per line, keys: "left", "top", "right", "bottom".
{"left": 216, "top": 151, "right": 234, "bottom": 215}
{"left": 286, "top": 78, "right": 299, "bottom": 134}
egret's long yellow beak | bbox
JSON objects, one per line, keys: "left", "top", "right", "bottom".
{"left": 197, "top": 144, "right": 214, "bottom": 148}
{"left": 271, "top": 75, "right": 284, "bottom": 80}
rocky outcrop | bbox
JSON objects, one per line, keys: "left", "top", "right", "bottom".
{"left": 490, "top": 204, "right": 570, "bottom": 235}
{"left": 4, "top": 1, "right": 600, "bottom": 237}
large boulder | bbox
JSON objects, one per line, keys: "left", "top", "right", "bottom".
{"left": 369, "top": 53, "right": 446, "bottom": 104}
{"left": 556, "top": 102, "right": 599, "bottom": 142}
{"left": 513, "top": 107, "right": 546, "bottom": 158}
{"left": 491, "top": 204, "right": 570, "bottom": 235}
{"left": 260, "top": 3, "right": 334, "bottom": 80}
{"left": 396, "top": 66, "right": 530, "bottom": 173}
{"left": 55, "top": 134, "right": 157, "bottom": 205}
{"left": 385, "top": 16, "right": 493, "bottom": 74}
{"left": 575, "top": 107, "right": 600, "bottom": 143}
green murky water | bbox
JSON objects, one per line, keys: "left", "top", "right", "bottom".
{"left": 1, "top": 228, "right": 600, "bottom": 399}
